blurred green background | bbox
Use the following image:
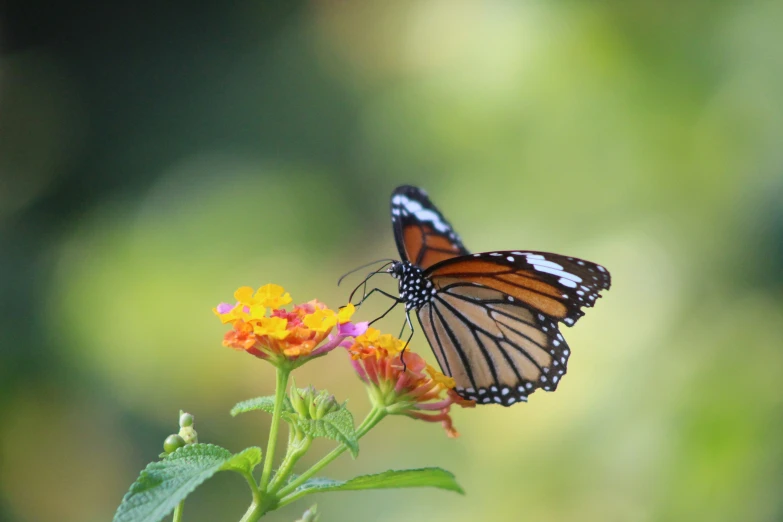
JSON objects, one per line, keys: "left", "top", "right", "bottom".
{"left": 2, "top": 1, "right": 783, "bottom": 521}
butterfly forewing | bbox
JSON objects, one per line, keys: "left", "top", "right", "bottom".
{"left": 391, "top": 185, "right": 468, "bottom": 270}
{"left": 425, "top": 251, "right": 611, "bottom": 326}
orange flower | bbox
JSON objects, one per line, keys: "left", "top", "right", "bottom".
{"left": 347, "top": 328, "right": 475, "bottom": 437}
{"left": 214, "top": 285, "right": 361, "bottom": 367}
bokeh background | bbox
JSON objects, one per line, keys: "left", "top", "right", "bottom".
{"left": 2, "top": 1, "right": 783, "bottom": 521}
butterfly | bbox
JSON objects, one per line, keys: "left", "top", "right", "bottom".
{"left": 351, "top": 185, "right": 611, "bottom": 406}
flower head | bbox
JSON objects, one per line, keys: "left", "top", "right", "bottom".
{"left": 346, "top": 327, "right": 475, "bottom": 437}
{"left": 214, "top": 285, "right": 364, "bottom": 367}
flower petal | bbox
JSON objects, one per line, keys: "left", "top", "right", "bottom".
{"left": 338, "top": 321, "right": 369, "bottom": 337}
{"left": 255, "top": 283, "right": 292, "bottom": 308}
{"left": 337, "top": 303, "right": 356, "bottom": 323}
{"left": 234, "top": 286, "right": 255, "bottom": 304}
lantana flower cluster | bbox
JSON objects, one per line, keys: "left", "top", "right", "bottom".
{"left": 214, "top": 284, "right": 364, "bottom": 365}
{"left": 347, "top": 327, "right": 475, "bottom": 437}
{"left": 214, "top": 284, "right": 474, "bottom": 436}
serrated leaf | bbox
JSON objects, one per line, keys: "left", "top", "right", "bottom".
{"left": 231, "top": 396, "right": 295, "bottom": 417}
{"left": 114, "top": 444, "right": 253, "bottom": 522}
{"left": 289, "top": 468, "right": 464, "bottom": 499}
{"left": 222, "top": 446, "right": 263, "bottom": 474}
{"left": 296, "top": 408, "right": 359, "bottom": 457}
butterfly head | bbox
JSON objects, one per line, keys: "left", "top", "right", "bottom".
{"left": 388, "top": 261, "right": 435, "bottom": 310}
{"left": 387, "top": 261, "right": 404, "bottom": 279}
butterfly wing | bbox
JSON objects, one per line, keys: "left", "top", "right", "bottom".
{"left": 425, "top": 251, "right": 611, "bottom": 326}
{"left": 418, "top": 294, "right": 569, "bottom": 405}
{"left": 416, "top": 251, "right": 610, "bottom": 405}
{"left": 391, "top": 185, "right": 469, "bottom": 270}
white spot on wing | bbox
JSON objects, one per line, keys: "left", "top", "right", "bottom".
{"left": 533, "top": 265, "right": 583, "bottom": 283}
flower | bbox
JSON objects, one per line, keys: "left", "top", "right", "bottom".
{"left": 214, "top": 284, "right": 364, "bottom": 367}
{"left": 346, "top": 327, "right": 475, "bottom": 437}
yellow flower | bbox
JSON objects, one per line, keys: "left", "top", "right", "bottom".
{"left": 229, "top": 286, "right": 268, "bottom": 321}
{"left": 352, "top": 327, "right": 407, "bottom": 357}
{"left": 302, "top": 308, "right": 338, "bottom": 333}
{"left": 426, "top": 365, "right": 456, "bottom": 389}
{"left": 337, "top": 303, "right": 355, "bottom": 323}
{"left": 253, "top": 316, "right": 290, "bottom": 340}
{"left": 234, "top": 286, "right": 256, "bottom": 305}
{"left": 255, "top": 284, "right": 292, "bottom": 309}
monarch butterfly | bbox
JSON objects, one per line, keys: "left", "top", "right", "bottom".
{"left": 348, "top": 185, "right": 611, "bottom": 406}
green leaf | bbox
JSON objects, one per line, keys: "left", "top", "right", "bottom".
{"left": 233, "top": 394, "right": 359, "bottom": 456}
{"left": 113, "top": 444, "right": 259, "bottom": 522}
{"left": 296, "top": 407, "right": 359, "bottom": 457}
{"left": 231, "top": 395, "right": 295, "bottom": 418}
{"left": 287, "top": 468, "right": 464, "bottom": 501}
{"left": 223, "top": 446, "right": 263, "bottom": 474}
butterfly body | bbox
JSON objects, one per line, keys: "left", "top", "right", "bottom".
{"left": 390, "top": 261, "right": 436, "bottom": 310}
{"left": 380, "top": 185, "right": 610, "bottom": 406}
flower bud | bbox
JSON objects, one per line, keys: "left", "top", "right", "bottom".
{"left": 308, "top": 392, "right": 319, "bottom": 419}
{"left": 164, "top": 434, "right": 186, "bottom": 454}
{"left": 314, "top": 392, "right": 340, "bottom": 418}
{"left": 176, "top": 411, "right": 198, "bottom": 444}
{"left": 295, "top": 504, "right": 319, "bottom": 522}
{"left": 290, "top": 387, "right": 341, "bottom": 421}
{"left": 179, "top": 412, "right": 194, "bottom": 428}
{"left": 290, "top": 385, "right": 309, "bottom": 417}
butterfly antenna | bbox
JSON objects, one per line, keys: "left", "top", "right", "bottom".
{"left": 347, "top": 263, "right": 394, "bottom": 304}
{"left": 337, "top": 258, "right": 397, "bottom": 286}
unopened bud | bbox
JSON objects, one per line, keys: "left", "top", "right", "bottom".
{"left": 179, "top": 412, "right": 194, "bottom": 428}
{"left": 314, "top": 392, "right": 340, "bottom": 418}
{"left": 177, "top": 411, "right": 197, "bottom": 444}
{"left": 291, "top": 385, "right": 342, "bottom": 421}
{"left": 308, "top": 394, "right": 319, "bottom": 419}
{"left": 296, "top": 504, "right": 319, "bottom": 522}
{"left": 290, "top": 385, "right": 308, "bottom": 417}
{"left": 164, "top": 434, "right": 186, "bottom": 454}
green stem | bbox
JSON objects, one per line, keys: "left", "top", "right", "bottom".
{"left": 268, "top": 435, "right": 312, "bottom": 493}
{"left": 238, "top": 502, "right": 262, "bottom": 522}
{"left": 237, "top": 469, "right": 263, "bottom": 522}
{"left": 276, "top": 407, "right": 387, "bottom": 500}
{"left": 260, "top": 366, "right": 290, "bottom": 491}
{"left": 172, "top": 500, "right": 184, "bottom": 522}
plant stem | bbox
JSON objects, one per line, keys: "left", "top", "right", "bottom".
{"left": 260, "top": 367, "right": 290, "bottom": 492}
{"left": 268, "top": 435, "right": 312, "bottom": 493}
{"left": 276, "top": 407, "right": 387, "bottom": 499}
{"left": 238, "top": 501, "right": 263, "bottom": 522}
{"left": 172, "top": 501, "right": 184, "bottom": 522}
{"left": 237, "top": 468, "right": 263, "bottom": 522}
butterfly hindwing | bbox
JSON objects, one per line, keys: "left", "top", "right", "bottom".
{"left": 418, "top": 285, "right": 572, "bottom": 405}
{"left": 391, "top": 185, "right": 468, "bottom": 270}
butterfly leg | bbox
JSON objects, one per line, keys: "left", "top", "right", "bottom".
{"left": 368, "top": 298, "right": 402, "bottom": 326}
{"left": 354, "top": 287, "right": 399, "bottom": 308}
{"left": 398, "top": 316, "right": 407, "bottom": 338}
{"left": 398, "top": 310, "right": 415, "bottom": 372}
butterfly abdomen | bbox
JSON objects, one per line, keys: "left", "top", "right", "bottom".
{"left": 390, "top": 261, "right": 436, "bottom": 310}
